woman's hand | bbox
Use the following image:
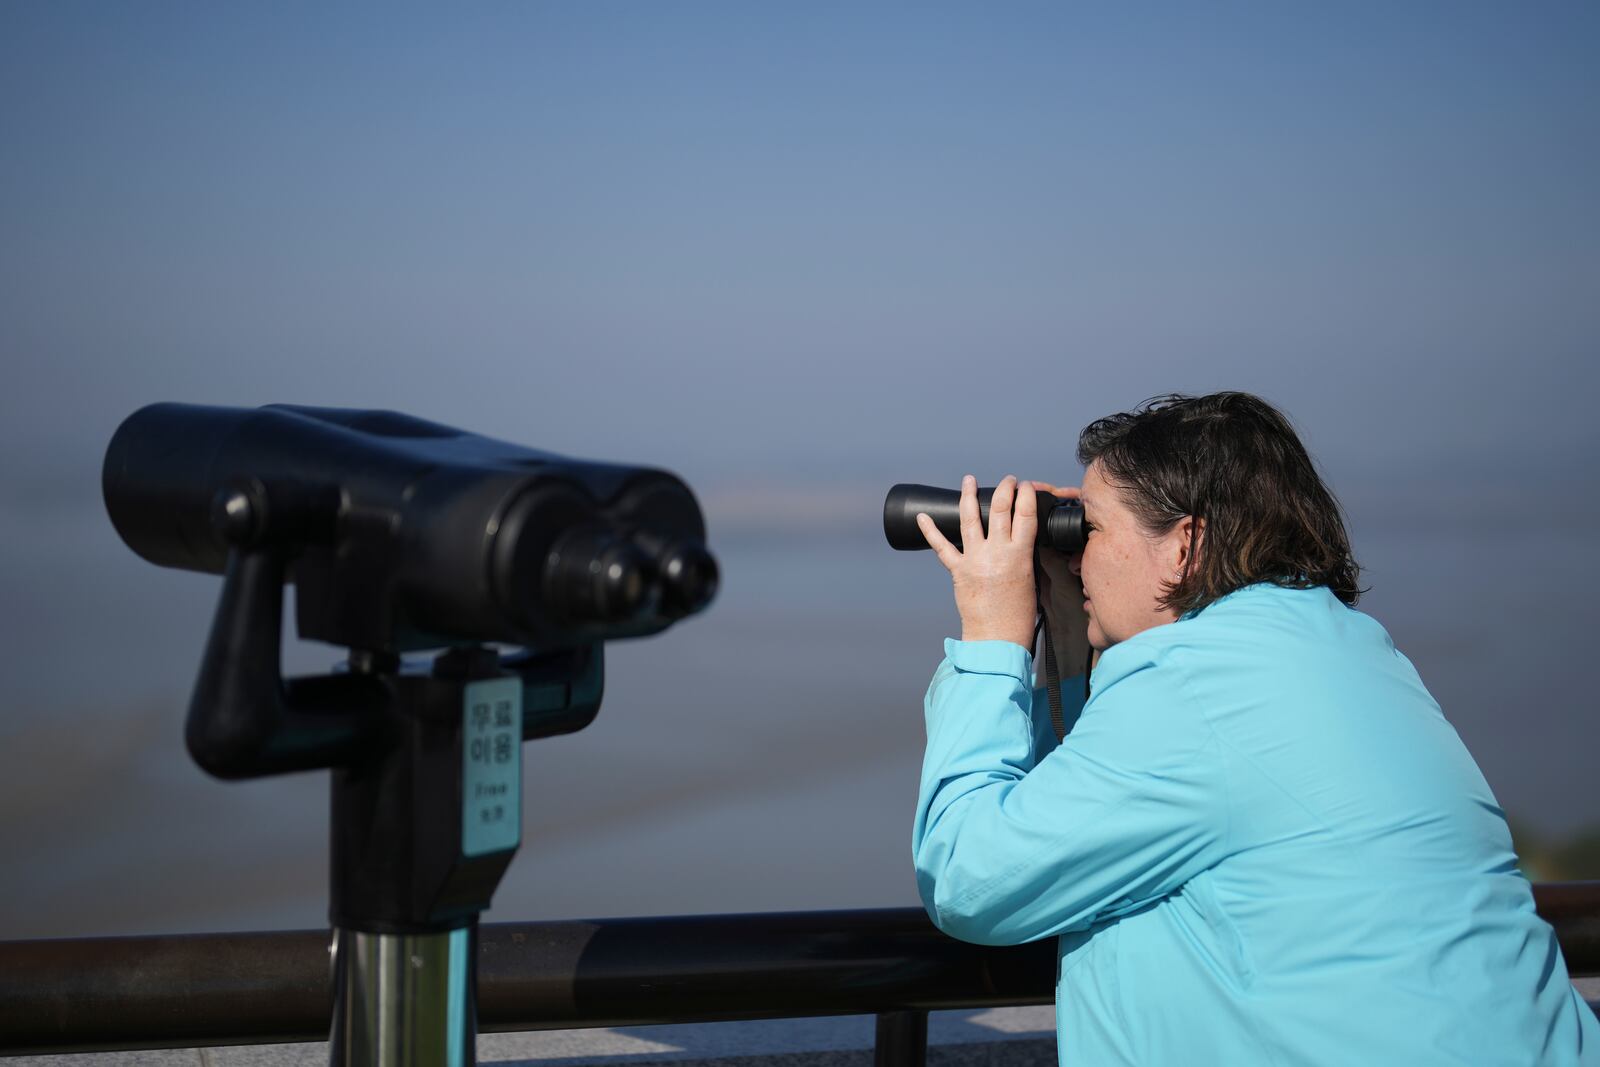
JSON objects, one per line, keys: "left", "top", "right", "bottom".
{"left": 916, "top": 475, "right": 1038, "bottom": 649}
{"left": 1028, "top": 481, "right": 1094, "bottom": 683}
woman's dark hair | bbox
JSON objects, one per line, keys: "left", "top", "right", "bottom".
{"left": 1076, "top": 392, "right": 1363, "bottom": 615}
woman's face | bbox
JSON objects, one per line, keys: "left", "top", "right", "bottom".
{"left": 1069, "top": 460, "right": 1197, "bottom": 650}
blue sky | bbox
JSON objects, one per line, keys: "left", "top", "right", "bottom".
{"left": 3, "top": 2, "right": 1595, "bottom": 487}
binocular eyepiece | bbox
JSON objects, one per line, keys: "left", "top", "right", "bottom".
{"left": 104, "top": 403, "right": 718, "bottom": 653}
{"left": 883, "top": 483, "right": 1086, "bottom": 554}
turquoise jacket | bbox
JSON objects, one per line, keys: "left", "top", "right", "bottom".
{"left": 914, "top": 583, "right": 1597, "bottom": 1065}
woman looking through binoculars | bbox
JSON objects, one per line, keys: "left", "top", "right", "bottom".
{"left": 910, "top": 392, "right": 1597, "bottom": 1065}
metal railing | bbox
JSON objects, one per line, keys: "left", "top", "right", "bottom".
{"left": 2, "top": 883, "right": 1597, "bottom": 1059}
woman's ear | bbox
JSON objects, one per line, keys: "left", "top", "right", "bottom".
{"left": 1172, "top": 515, "right": 1204, "bottom": 577}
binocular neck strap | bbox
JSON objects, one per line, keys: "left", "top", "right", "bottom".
{"left": 1033, "top": 600, "right": 1067, "bottom": 744}
{"left": 1042, "top": 620, "right": 1067, "bottom": 744}
{"left": 1035, "top": 603, "right": 1093, "bottom": 745}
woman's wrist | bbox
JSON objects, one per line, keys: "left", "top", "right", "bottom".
{"left": 960, "top": 625, "right": 1035, "bottom": 650}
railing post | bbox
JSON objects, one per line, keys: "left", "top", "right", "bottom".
{"left": 874, "top": 1010, "right": 928, "bottom": 1067}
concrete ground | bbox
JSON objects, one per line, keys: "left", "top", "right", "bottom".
{"left": 7, "top": 1007, "right": 1058, "bottom": 1067}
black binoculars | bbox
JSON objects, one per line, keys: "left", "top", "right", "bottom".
{"left": 883, "top": 483, "right": 1086, "bottom": 553}
{"left": 105, "top": 403, "right": 718, "bottom": 653}
{"left": 103, "top": 405, "right": 722, "bottom": 1060}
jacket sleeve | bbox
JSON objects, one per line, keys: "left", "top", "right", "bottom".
{"left": 913, "top": 637, "right": 1228, "bottom": 946}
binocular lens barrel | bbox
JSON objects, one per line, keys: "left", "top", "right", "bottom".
{"left": 883, "top": 483, "right": 1085, "bottom": 553}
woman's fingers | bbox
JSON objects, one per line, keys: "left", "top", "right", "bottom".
{"left": 916, "top": 512, "right": 961, "bottom": 572}
{"left": 990, "top": 475, "right": 1015, "bottom": 541}
{"left": 957, "top": 474, "right": 983, "bottom": 548}
{"left": 1013, "top": 479, "right": 1038, "bottom": 543}
{"left": 937, "top": 473, "right": 1050, "bottom": 560}
{"left": 1026, "top": 479, "right": 1082, "bottom": 500}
